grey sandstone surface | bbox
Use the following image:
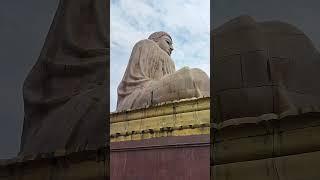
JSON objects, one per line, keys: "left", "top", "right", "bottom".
{"left": 213, "top": 15, "right": 320, "bottom": 123}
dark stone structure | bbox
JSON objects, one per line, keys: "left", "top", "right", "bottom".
{"left": 20, "top": 0, "right": 108, "bottom": 156}
{"left": 212, "top": 16, "right": 320, "bottom": 180}
{"left": 213, "top": 15, "right": 320, "bottom": 123}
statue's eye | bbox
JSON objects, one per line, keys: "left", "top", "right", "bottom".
{"left": 166, "top": 40, "right": 170, "bottom": 44}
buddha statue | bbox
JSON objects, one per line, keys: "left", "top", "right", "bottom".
{"left": 116, "top": 31, "right": 210, "bottom": 111}
{"left": 213, "top": 15, "right": 320, "bottom": 123}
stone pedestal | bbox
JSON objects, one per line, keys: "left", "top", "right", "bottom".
{"left": 110, "top": 97, "right": 210, "bottom": 180}
{"left": 212, "top": 113, "right": 320, "bottom": 180}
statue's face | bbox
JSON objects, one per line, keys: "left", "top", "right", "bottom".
{"left": 156, "top": 35, "right": 174, "bottom": 56}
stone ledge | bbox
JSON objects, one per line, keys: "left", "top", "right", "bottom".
{"left": 110, "top": 97, "right": 210, "bottom": 142}
{"left": 212, "top": 112, "right": 320, "bottom": 165}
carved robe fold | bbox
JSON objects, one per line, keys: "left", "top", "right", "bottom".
{"left": 20, "top": 0, "right": 108, "bottom": 156}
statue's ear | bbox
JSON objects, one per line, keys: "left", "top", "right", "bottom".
{"left": 154, "top": 41, "right": 161, "bottom": 47}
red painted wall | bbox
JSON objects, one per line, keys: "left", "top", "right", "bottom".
{"left": 110, "top": 135, "right": 210, "bottom": 180}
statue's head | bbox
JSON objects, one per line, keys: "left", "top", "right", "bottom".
{"left": 148, "top": 31, "right": 174, "bottom": 56}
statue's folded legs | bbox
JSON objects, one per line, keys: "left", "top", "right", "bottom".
{"left": 145, "top": 67, "right": 210, "bottom": 105}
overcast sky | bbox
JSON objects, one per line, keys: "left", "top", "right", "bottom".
{"left": 110, "top": 0, "right": 210, "bottom": 112}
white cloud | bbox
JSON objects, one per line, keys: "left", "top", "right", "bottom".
{"left": 110, "top": 0, "right": 210, "bottom": 112}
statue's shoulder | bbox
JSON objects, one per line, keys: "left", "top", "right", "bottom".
{"left": 133, "top": 39, "right": 157, "bottom": 48}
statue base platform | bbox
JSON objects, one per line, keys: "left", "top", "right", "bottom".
{"left": 110, "top": 97, "right": 210, "bottom": 180}
{"left": 213, "top": 112, "right": 320, "bottom": 180}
